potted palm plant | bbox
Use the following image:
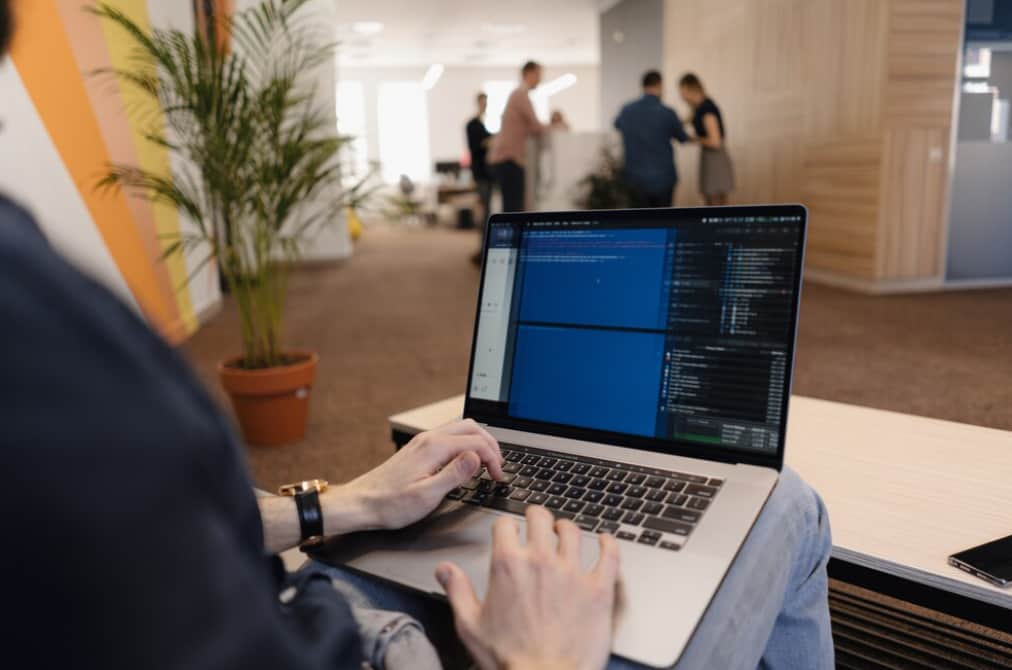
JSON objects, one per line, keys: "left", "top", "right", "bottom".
{"left": 93, "top": 0, "right": 363, "bottom": 445}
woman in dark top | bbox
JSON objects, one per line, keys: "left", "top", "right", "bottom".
{"left": 679, "top": 73, "right": 735, "bottom": 206}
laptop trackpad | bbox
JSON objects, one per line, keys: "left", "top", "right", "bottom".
{"left": 312, "top": 501, "right": 602, "bottom": 600}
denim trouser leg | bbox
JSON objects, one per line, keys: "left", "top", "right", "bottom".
{"left": 312, "top": 466, "right": 834, "bottom": 670}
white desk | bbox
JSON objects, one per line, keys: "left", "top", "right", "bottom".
{"left": 390, "top": 394, "right": 1012, "bottom": 614}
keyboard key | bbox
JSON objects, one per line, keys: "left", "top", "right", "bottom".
{"left": 645, "top": 476, "right": 666, "bottom": 488}
{"left": 571, "top": 463, "right": 591, "bottom": 475}
{"left": 548, "top": 483, "right": 567, "bottom": 496}
{"left": 545, "top": 496, "right": 565, "bottom": 509}
{"left": 607, "top": 482, "right": 628, "bottom": 495}
{"left": 687, "top": 497, "right": 710, "bottom": 511}
{"left": 555, "top": 460, "right": 574, "bottom": 472}
{"left": 584, "top": 490, "right": 604, "bottom": 503}
{"left": 590, "top": 466, "right": 610, "bottom": 478}
{"left": 616, "top": 531, "right": 637, "bottom": 541}
{"left": 527, "top": 492, "right": 549, "bottom": 505}
{"left": 513, "top": 476, "right": 532, "bottom": 489}
{"left": 461, "top": 477, "right": 481, "bottom": 491}
{"left": 476, "top": 478, "right": 494, "bottom": 492}
{"left": 597, "top": 521, "right": 620, "bottom": 534}
{"left": 519, "top": 465, "right": 539, "bottom": 477}
{"left": 493, "top": 484, "right": 512, "bottom": 497}
{"left": 708, "top": 478, "right": 724, "bottom": 487}
{"left": 643, "top": 517, "right": 692, "bottom": 536}
{"left": 486, "top": 497, "right": 528, "bottom": 516}
{"left": 603, "top": 494, "right": 624, "bottom": 507}
{"left": 574, "top": 516, "right": 598, "bottom": 532}
{"left": 626, "top": 473, "right": 646, "bottom": 485}
{"left": 504, "top": 450, "right": 521, "bottom": 462}
{"left": 637, "top": 530, "right": 661, "bottom": 546}
{"left": 564, "top": 486, "right": 586, "bottom": 499}
{"left": 685, "top": 484, "right": 718, "bottom": 499}
{"left": 666, "top": 493, "right": 688, "bottom": 506}
{"left": 539, "top": 457, "right": 557, "bottom": 468}
{"left": 537, "top": 468, "right": 555, "bottom": 480}
{"left": 678, "top": 472, "right": 709, "bottom": 484}
{"left": 607, "top": 470, "right": 627, "bottom": 482}
{"left": 583, "top": 503, "right": 604, "bottom": 517}
{"left": 601, "top": 508, "right": 624, "bottom": 521}
{"left": 563, "top": 500, "right": 585, "bottom": 514}
{"left": 447, "top": 487, "right": 465, "bottom": 500}
{"left": 662, "top": 506, "right": 700, "bottom": 523}
{"left": 588, "top": 479, "right": 608, "bottom": 491}
{"left": 530, "top": 480, "right": 549, "bottom": 492}
{"left": 571, "top": 475, "right": 591, "bottom": 488}
{"left": 659, "top": 541, "right": 682, "bottom": 551}
{"left": 552, "top": 472, "right": 573, "bottom": 484}
{"left": 552, "top": 510, "right": 576, "bottom": 521}
{"left": 522, "top": 454, "right": 541, "bottom": 465}
{"left": 503, "top": 462, "right": 522, "bottom": 474}
{"left": 626, "top": 486, "right": 647, "bottom": 498}
{"left": 645, "top": 489, "right": 667, "bottom": 502}
{"left": 620, "top": 498, "right": 643, "bottom": 511}
{"left": 622, "top": 512, "right": 645, "bottom": 526}
{"left": 509, "top": 489, "right": 531, "bottom": 501}
{"left": 641, "top": 501, "right": 663, "bottom": 515}
{"left": 462, "top": 491, "right": 487, "bottom": 505}
{"left": 499, "top": 473, "right": 517, "bottom": 484}
{"left": 664, "top": 481, "right": 686, "bottom": 493}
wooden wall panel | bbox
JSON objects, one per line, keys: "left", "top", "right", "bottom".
{"left": 663, "top": 0, "right": 963, "bottom": 286}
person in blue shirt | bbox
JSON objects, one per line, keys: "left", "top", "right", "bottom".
{"left": 613, "top": 70, "right": 690, "bottom": 208}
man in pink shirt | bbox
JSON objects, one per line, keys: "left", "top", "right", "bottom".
{"left": 488, "top": 61, "right": 549, "bottom": 212}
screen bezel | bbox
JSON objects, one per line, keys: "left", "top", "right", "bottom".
{"left": 463, "top": 204, "right": 808, "bottom": 471}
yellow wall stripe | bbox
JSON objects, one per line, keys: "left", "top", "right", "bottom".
{"left": 9, "top": 1, "right": 183, "bottom": 340}
{"left": 98, "top": 0, "right": 197, "bottom": 337}
{"left": 54, "top": 0, "right": 183, "bottom": 332}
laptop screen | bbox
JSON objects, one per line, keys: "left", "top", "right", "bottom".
{"left": 465, "top": 206, "right": 806, "bottom": 464}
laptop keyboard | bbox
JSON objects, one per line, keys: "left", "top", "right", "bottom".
{"left": 445, "top": 444, "right": 723, "bottom": 551}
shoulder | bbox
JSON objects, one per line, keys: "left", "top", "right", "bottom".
{"left": 702, "top": 98, "right": 721, "bottom": 114}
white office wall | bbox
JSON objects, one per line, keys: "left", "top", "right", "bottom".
{"left": 338, "top": 63, "right": 601, "bottom": 170}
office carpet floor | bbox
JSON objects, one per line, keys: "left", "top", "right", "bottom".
{"left": 182, "top": 224, "right": 1012, "bottom": 668}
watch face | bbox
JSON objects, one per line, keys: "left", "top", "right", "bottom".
{"left": 278, "top": 479, "right": 329, "bottom": 496}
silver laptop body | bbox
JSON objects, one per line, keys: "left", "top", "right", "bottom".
{"left": 319, "top": 205, "right": 808, "bottom": 668}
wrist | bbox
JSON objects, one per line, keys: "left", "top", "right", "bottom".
{"left": 320, "top": 483, "right": 382, "bottom": 535}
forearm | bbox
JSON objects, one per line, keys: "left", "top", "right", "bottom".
{"left": 258, "top": 485, "right": 378, "bottom": 555}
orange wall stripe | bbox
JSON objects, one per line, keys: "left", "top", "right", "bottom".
{"left": 99, "top": 0, "right": 197, "bottom": 339}
{"left": 9, "top": 1, "right": 181, "bottom": 340}
{"left": 54, "top": 0, "right": 183, "bottom": 334}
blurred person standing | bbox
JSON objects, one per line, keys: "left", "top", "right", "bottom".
{"left": 488, "top": 61, "right": 566, "bottom": 212}
{"left": 465, "top": 92, "right": 493, "bottom": 225}
{"left": 614, "top": 70, "right": 690, "bottom": 208}
{"left": 679, "top": 72, "right": 734, "bottom": 206}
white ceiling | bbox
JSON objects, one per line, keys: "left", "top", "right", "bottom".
{"left": 331, "top": 0, "right": 603, "bottom": 67}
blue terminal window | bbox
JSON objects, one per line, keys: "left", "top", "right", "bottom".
{"left": 507, "top": 227, "right": 674, "bottom": 437}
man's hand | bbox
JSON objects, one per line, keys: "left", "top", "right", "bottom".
{"left": 333, "top": 419, "right": 504, "bottom": 531}
{"left": 436, "top": 507, "right": 621, "bottom": 670}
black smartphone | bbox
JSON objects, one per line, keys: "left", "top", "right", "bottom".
{"left": 948, "top": 534, "right": 1012, "bottom": 588}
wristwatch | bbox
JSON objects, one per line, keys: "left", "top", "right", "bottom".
{"left": 278, "top": 479, "right": 328, "bottom": 550}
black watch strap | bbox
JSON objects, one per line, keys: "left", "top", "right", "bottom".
{"left": 294, "top": 489, "right": 324, "bottom": 541}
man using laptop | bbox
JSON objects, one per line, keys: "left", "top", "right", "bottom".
{"left": 0, "top": 4, "right": 832, "bottom": 668}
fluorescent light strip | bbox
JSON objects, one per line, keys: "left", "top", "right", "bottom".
{"left": 421, "top": 64, "right": 445, "bottom": 91}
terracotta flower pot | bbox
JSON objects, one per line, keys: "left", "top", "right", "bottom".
{"left": 217, "top": 351, "right": 318, "bottom": 446}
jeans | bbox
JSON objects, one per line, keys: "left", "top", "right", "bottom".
{"left": 475, "top": 177, "right": 493, "bottom": 226}
{"left": 630, "top": 184, "right": 675, "bottom": 209}
{"left": 311, "top": 467, "right": 834, "bottom": 670}
{"left": 492, "top": 160, "right": 525, "bottom": 212}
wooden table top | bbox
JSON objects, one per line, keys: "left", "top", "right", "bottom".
{"left": 390, "top": 394, "right": 1012, "bottom": 609}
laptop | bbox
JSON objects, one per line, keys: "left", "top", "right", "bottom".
{"left": 319, "top": 204, "right": 807, "bottom": 667}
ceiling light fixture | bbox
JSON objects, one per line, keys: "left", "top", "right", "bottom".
{"left": 421, "top": 63, "right": 445, "bottom": 91}
{"left": 481, "top": 22, "right": 526, "bottom": 35}
{"left": 351, "top": 21, "right": 384, "bottom": 35}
